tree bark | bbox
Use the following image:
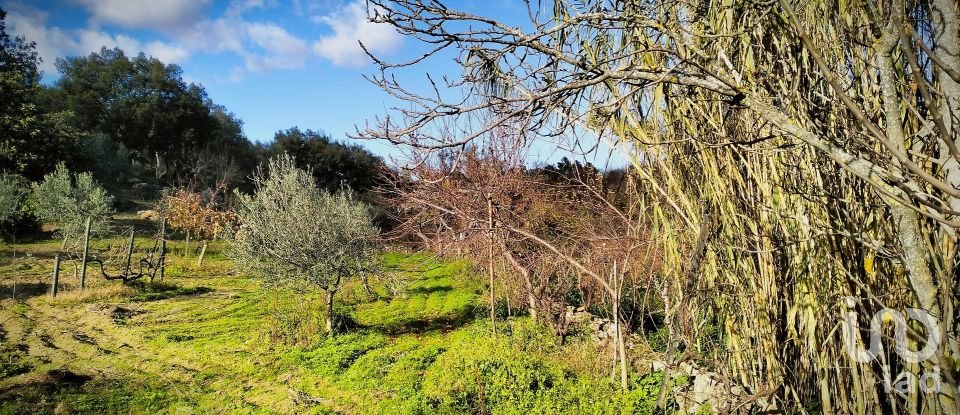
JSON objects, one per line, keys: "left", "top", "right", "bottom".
{"left": 876, "top": 25, "right": 944, "bottom": 320}
{"left": 931, "top": 0, "right": 960, "bottom": 371}
{"left": 503, "top": 248, "right": 539, "bottom": 321}
{"left": 932, "top": 0, "right": 960, "bottom": 215}
{"left": 325, "top": 289, "right": 336, "bottom": 335}
{"left": 487, "top": 195, "right": 496, "bottom": 335}
{"left": 877, "top": 21, "right": 959, "bottom": 411}
{"left": 613, "top": 284, "right": 629, "bottom": 390}
{"left": 197, "top": 242, "right": 207, "bottom": 267}
{"left": 80, "top": 216, "right": 91, "bottom": 289}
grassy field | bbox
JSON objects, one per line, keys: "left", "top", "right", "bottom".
{"left": 0, "top": 220, "right": 669, "bottom": 414}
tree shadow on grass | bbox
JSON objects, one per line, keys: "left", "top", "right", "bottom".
{"left": 0, "top": 282, "right": 50, "bottom": 300}
{"left": 0, "top": 368, "right": 177, "bottom": 414}
{"left": 0, "top": 368, "right": 92, "bottom": 411}
{"left": 406, "top": 285, "right": 454, "bottom": 295}
{"left": 354, "top": 304, "right": 480, "bottom": 336}
{"left": 110, "top": 216, "right": 160, "bottom": 234}
{"left": 128, "top": 282, "right": 213, "bottom": 302}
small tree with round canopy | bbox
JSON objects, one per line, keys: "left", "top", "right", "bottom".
{"left": 230, "top": 155, "right": 379, "bottom": 335}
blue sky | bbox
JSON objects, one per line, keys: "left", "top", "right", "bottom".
{"left": 3, "top": 0, "right": 623, "bottom": 167}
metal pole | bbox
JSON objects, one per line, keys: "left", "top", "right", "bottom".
{"left": 80, "top": 216, "right": 91, "bottom": 289}
{"left": 51, "top": 254, "right": 61, "bottom": 297}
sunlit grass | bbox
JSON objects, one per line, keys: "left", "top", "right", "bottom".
{"left": 0, "top": 236, "right": 669, "bottom": 414}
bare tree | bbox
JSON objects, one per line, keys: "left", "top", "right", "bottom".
{"left": 381, "top": 132, "right": 660, "bottom": 390}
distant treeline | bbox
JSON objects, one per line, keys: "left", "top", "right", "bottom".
{"left": 1, "top": 9, "right": 382, "bottom": 198}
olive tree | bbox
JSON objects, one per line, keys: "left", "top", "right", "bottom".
{"left": 231, "top": 155, "right": 379, "bottom": 334}
{"left": 0, "top": 174, "right": 21, "bottom": 225}
{"left": 27, "top": 163, "right": 112, "bottom": 249}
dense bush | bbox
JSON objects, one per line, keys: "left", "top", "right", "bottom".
{"left": 77, "top": 133, "right": 132, "bottom": 184}
{"left": 262, "top": 127, "right": 383, "bottom": 194}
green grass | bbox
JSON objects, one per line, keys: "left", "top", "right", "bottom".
{"left": 0, "top": 235, "right": 668, "bottom": 414}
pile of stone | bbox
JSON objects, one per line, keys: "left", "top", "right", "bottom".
{"left": 564, "top": 306, "right": 769, "bottom": 414}
{"left": 564, "top": 306, "right": 618, "bottom": 343}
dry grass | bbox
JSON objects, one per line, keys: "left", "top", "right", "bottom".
{"left": 38, "top": 284, "right": 135, "bottom": 305}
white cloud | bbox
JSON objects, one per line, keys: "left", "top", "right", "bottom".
{"left": 143, "top": 41, "right": 191, "bottom": 64}
{"left": 245, "top": 23, "right": 309, "bottom": 71}
{"left": 177, "top": 19, "right": 310, "bottom": 78}
{"left": 3, "top": 0, "right": 404, "bottom": 82}
{"left": 4, "top": 4, "right": 191, "bottom": 73}
{"left": 225, "top": 0, "right": 275, "bottom": 17}
{"left": 312, "top": 1, "right": 402, "bottom": 67}
{"left": 68, "top": 0, "right": 211, "bottom": 32}
{"left": 180, "top": 17, "right": 247, "bottom": 53}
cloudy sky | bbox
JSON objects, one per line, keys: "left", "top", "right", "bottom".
{"left": 1, "top": 0, "right": 526, "bottom": 157}
{"left": 3, "top": 0, "right": 625, "bottom": 166}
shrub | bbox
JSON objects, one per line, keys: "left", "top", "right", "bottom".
{"left": 0, "top": 173, "right": 21, "bottom": 224}
{"left": 159, "top": 185, "right": 235, "bottom": 265}
{"left": 0, "top": 173, "right": 33, "bottom": 239}
{"left": 26, "top": 162, "right": 112, "bottom": 248}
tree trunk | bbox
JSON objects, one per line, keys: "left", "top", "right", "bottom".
{"left": 503, "top": 248, "right": 539, "bottom": 321}
{"left": 931, "top": 0, "right": 960, "bottom": 374}
{"left": 79, "top": 216, "right": 91, "bottom": 289}
{"left": 196, "top": 242, "right": 207, "bottom": 267}
{"left": 325, "top": 290, "right": 335, "bottom": 335}
{"left": 876, "top": 28, "right": 941, "bottom": 319}
{"left": 487, "top": 195, "right": 496, "bottom": 335}
{"left": 932, "top": 0, "right": 960, "bottom": 216}
{"left": 155, "top": 152, "right": 165, "bottom": 179}
{"left": 877, "top": 24, "right": 959, "bottom": 411}
{"left": 613, "top": 292, "right": 629, "bottom": 390}
{"left": 184, "top": 230, "right": 190, "bottom": 257}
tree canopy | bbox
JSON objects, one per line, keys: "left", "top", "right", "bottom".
{"left": 0, "top": 8, "right": 73, "bottom": 180}
{"left": 49, "top": 48, "right": 220, "bottom": 179}
{"left": 264, "top": 127, "right": 384, "bottom": 194}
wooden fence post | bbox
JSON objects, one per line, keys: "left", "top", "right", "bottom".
{"left": 80, "top": 216, "right": 91, "bottom": 289}
{"left": 51, "top": 254, "right": 61, "bottom": 297}
{"left": 123, "top": 228, "right": 135, "bottom": 276}
{"left": 159, "top": 219, "right": 166, "bottom": 281}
